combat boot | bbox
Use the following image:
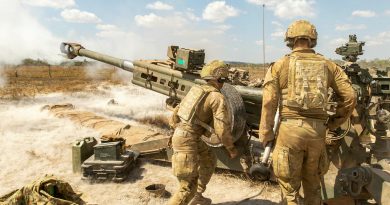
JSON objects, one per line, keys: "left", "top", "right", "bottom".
{"left": 189, "top": 193, "right": 212, "bottom": 205}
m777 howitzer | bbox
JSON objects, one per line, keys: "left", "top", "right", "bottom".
{"left": 322, "top": 35, "right": 390, "bottom": 205}
{"left": 61, "top": 36, "right": 390, "bottom": 204}
{"left": 60, "top": 42, "right": 265, "bottom": 178}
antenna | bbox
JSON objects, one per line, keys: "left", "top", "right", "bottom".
{"left": 262, "top": 4, "right": 266, "bottom": 77}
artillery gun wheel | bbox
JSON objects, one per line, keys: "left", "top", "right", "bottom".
{"left": 201, "top": 83, "right": 247, "bottom": 147}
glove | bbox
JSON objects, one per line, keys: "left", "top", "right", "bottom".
{"left": 262, "top": 139, "right": 273, "bottom": 148}
{"left": 259, "top": 133, "right": 275, "bottom": 148}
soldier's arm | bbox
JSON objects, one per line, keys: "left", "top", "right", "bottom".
{"left": 209, "top": 93, "right": 236, "bottom": 152}
{"left": 259, "top": 64, "right": 280, "bottom": 145}
{"left": 327, "top": 63, "right": 357, "bottom": 130}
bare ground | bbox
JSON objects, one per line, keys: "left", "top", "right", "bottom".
{"left": 0, "top": 66, "right": 280, "bottom": 204}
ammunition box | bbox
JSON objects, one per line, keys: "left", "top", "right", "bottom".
{"left": 72, "top": 137, "right": 97, "bottom": 173}
{"left": 81, "top": 150, "right": 139, "bottom": 182}
{"left": 94, "top": 141, "right": 122, "bottom": 161}
{"left": 175, "top": 48, "right": 205, "bottom": 71}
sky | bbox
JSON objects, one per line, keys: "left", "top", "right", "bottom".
{"left": 0, "top": 0, "right": 389, "bottom": 64}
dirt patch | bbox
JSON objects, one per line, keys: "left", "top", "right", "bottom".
{"left": 137, "top": 114, "right": 170, "bottom": 130}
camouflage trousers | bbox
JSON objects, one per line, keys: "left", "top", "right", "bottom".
{"left": 167, "top": 131, "right": 217, "bottom": 205}
{"left": 272, "top": 119, "right": 329, "bottom": 205}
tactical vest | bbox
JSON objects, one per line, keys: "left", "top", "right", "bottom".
{"left": 177, "top": 84, "right": 211, "bottom": 124}
{"left": 177, "top": 85, "right": 220, "bottom": 136}
{"left": 282, "top": 54, "right": 329, "bottom": 110}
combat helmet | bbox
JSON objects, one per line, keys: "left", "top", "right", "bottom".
{"left": 200, "top": 60, "right": 229, "bottom": 81}
{"left": 285, "top": 20, "right": 317, "bottom": 48}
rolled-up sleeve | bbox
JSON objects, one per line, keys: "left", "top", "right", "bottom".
{"left": 259, "top": 65, "right": 280, "bottom": 144}
{"left": 327, "top": 63, "right": 357, "bottom": 130}
{"left": 209, "top": 93, "right": 235, "bottom": 150}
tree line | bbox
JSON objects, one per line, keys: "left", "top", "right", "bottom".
{"left": 11, "top": 58, "right": 390, "bottom": 70}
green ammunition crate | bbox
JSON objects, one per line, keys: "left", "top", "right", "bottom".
{"left": 82, "top": 149, "right": 139, "bottom": 182}
{"left": 72, "top": 137, "right": 97, "bottom": 173}
{"left": 94, "top": 141, "right": 122, "bottom": 161}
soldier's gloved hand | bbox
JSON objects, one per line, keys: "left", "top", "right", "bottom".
{"left": 226, "top": 146, "right": 239, "bottom": 159}
{"left": 259, "top": 133, "right": 275, "bottom": 148}
{"left": 325, "top": 129, "right": 338, "bottom": 145}
{"left": 262, "top": 140, "right": 271, "bottom": 148}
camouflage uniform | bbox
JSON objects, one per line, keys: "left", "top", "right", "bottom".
{"left": 167, "top": 61, "right": 236, "bottom": 205}
{"left": 259, "top": 20, "right": 356, "bottom": 205}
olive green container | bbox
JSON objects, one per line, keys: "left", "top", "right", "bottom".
{"left": 72, "top": 137, "right": 97, "bottom": 173}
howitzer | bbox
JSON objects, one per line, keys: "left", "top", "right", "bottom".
{"left": 61, "top": 35, "right": 390, "bottom": 203}
{"left": 60, "top": 42, "right": 265, "bottom": 177}
{"left": 322, "top": 35, "right": 390, "bottom": 205}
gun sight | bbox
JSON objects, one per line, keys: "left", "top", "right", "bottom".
{"left": 335, "top": 34, "right": 365, "bottom": 62}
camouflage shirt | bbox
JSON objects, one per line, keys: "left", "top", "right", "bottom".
{"left": 259, "top": 48, "right": 357, "bottom": 143}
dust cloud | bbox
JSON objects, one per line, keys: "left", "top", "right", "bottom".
{"left": 84, "top": 62, "right": 114, "bottom": 80}
{"left": 0, "top": 1, "right": 61, "bottom": 64}
{"left": 0, "top": 84, "right": 167, "bottom": 198}
{"left": 82, "top": 62, "right": 134, "bottom": 84}
{"left": 0, "top": 84, "right": 279, "bottom": 204}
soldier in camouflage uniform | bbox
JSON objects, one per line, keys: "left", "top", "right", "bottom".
{"left": 167, "top": 60, "right": 238, "bottom": 205}
{"left": 259, "top": 20, "right": 356, "bottom": 205}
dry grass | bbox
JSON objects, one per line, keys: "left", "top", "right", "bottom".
{"left": 0, "top": 65, "right": 125, "bottom": 99}
{"left": 236, "top": 66, "right": 267, "bottom": 81}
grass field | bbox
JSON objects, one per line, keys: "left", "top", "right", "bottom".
{"left": 238, "top": 65, "right": 267, "bottom": 80}
{"left": 0, "top": 65, "right": 126, "bottom": 99}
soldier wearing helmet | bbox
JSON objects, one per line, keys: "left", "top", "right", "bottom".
{"left": 259, "top": 20, "right": 356, "bottom": 204}
{"left": 167, "top": 60, "right": 238, "bottom": 205}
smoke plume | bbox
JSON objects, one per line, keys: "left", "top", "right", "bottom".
{"left": 0, "top": 1, "right": 61, "bottom": 64}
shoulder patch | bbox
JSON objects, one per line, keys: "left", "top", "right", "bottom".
{"left": 263, "top": 67, "right": 275, "bottom": 86}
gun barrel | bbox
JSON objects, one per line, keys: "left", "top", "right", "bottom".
{"left": 79, "top": 48, "right": 134, "bottom": 72}
{"left": 60, "top": 42, "right": 263, "bottom": 131}
{"left": 60, "top": 42, "right": 134, "bottom": 72}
